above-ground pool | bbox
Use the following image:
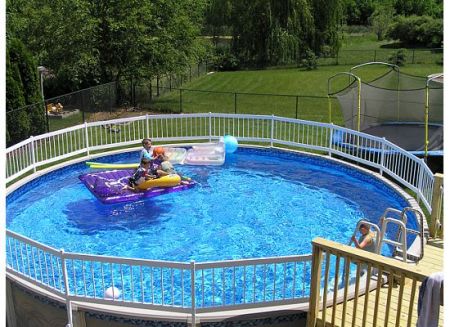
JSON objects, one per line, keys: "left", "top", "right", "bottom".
{"left": 7, "top": 147, "right": 413, "bottom": 262}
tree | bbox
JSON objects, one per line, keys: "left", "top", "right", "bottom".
{"left": 387, "top": 15, "right": 443, "bottom": 47}
{"left": 6, "top": 39, "right": 32, "bottom": 145}
{"left": 370, "top": 3, "right": 395, "bottom": 40}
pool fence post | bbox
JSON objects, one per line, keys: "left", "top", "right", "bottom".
{"left": 379, "top": 138, "right": 386, "bottom": 176}
{"left": 146, "top": 114, "right": 150, "bottom": 137}
{"left": 84, "top": 121, "right": 90, "bottom": 157}
{"left": 328, "top": 124, "right": 334, "bottom": 157}
{"left": 190, "top": 260, "right": 197, "bottom": 326}
{"left": 30, "top": 136, "right": 37, "bottom": 173}
{"left": 270, "top": 115, "right": 275, "bottom": 147}
{"left": 209, "top": 112, "right": 212, "bottom": 142}
{"left": 60, "top": 250, "right": 74, "bottom": 327}
{"left": 416, "top": 161, "right": 425, "bottom": 203}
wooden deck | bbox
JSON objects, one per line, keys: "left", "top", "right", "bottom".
{"left": 315, "top": 239, "right": 444, "bottom": 327}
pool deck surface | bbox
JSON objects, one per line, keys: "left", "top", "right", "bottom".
{"left": 315, "top": 238, "right": 444, "bottom": 327}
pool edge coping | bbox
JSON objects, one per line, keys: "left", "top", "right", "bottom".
{"left": 5, "top": 143, "right": 428, "bottom": 323}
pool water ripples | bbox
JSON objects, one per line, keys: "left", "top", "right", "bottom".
{"left": 7, "top": 148, "right": 415, "bottom": 305}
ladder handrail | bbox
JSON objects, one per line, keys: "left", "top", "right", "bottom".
{"left": 379, "top": 217, "right": 408, "bottom": 262}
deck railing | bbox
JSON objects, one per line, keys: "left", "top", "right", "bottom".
{"left": 6, "top": 113, "right": 434, "bottom": 212}
{"left": 307, "top": 238, "right": 429, "bottom": 327}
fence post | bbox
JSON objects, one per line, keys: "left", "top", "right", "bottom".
{"left": 30, "top": 136, "right": 37, "bottom": 173}
{"left": 60, "top": 250, "right": 74, "bottom": 327}
{"left": 270, "top": 115, "right": 275, "bottom": 147}
{"left": 306, "top": 243, "right": 324, "bottom": 327}
{"left": 149, "top": 81, "right": 153, "bottom": 101}
{"left": 234, "top": 93, "right": 237, "bottom": 114}
{"left": 430, "top": 173, "right": 444, "bottom": 238}
{"left": 157, "top": 75, "right": 160, "bottom": 96}
{"left": 412, "top": 49, "right": 415, "bottom": 64}
{"left": 169, "top": 75, "right": 172, "bottom": 91}
{"left": 190, "top": 260, "right": 196, "bottom": 326}
{"left": 209, "top": 112, "right": 212, "bottom": 142}
{"left": 146, "top": 114, "right": 150, "bottom": 137}
{"left": 416, "top": 161, "right": 425, "bottom": 203}
{"left": 179, "top": 89, "right": 183, "bottom": 113}
{"left": 84, "top": 121, "right": 90, "bottom": 157}
{"left": 328, "top": 124, "right": 334, "bottom": 157}
{"left": 295, "top": 96, "right": 299, "bottom": 119}
{"left": 45, "top": 100, "right": 50, "bottom": 133}
{"left": 379, "top": 138, "right": 386, "bottom": 176}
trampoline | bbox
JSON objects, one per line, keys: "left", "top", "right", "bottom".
{"left": 328, "top": 62, "right": 443, "bottom": 157}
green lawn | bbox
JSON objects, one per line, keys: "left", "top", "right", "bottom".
{"left": 151, "top": 64, "right": 442, "bottom": 124}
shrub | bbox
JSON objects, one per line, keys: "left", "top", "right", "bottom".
{"left": 387, "top": 15, "right": 443, "bottom": 47}
{"left": 300, "top": 49, "right": 318, "bottom": 70}
{"left": 388, "top": 49, "right": 407, "bottom": 66}
{"left": 214, "top": 48, "right": 240, "bottom": 71}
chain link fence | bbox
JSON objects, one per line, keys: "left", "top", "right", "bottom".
{"left": 6, "top": 62, "right": 214, "bottom": 144}
{"left": 7, "top": 49, "right": 441, "bottom": 145}
{"left": 318, "top": 48, "right": 443, "bottom": 66}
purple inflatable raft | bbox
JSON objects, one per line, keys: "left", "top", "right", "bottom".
{"left": 79, "top": 169, "right": 195, "bottom": 204}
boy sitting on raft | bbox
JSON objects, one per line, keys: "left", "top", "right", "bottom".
{"left": 123, "top": 158, "right": 155, "bottom": 191}
{"left": 152, "top": 147, "right": 191, "bottom": 185}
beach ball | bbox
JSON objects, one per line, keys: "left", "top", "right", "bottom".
{"left": 223, "top": 135, "right": 238, "bottom": 154}
{"left": 105, "top": 286, "right": 121, "bottom": 299}
{"left": 153, "top": 146, "right": 165, "bottom": 157}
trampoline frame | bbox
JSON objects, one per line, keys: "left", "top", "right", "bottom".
{"left": 328, "top": 62, "right": 443, "bottom": 157}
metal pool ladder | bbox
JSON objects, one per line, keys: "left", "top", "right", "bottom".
{"left": 350, "top": 207, "right": 425, "bottom": 263}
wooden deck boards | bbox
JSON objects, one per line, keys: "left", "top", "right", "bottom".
{"left": 315, "top": 240, "right": 444, "bottom": 327}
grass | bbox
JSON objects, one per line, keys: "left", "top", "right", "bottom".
{"left": 151, "top": 64, "right": 442, "bottom": 124}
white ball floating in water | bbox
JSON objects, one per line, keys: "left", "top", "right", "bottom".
{"left": 104, "top": 286, "right": 121, "bottom": 299}
{"left": 223, "top": 135, "right": 238, "bottom": 154}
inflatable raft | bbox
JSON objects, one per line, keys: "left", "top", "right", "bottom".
{"left": 184, "top": 142, "right": 225, "bottom": 165}
{"left": 79, "top": 170, "right": 195, "bottom": 204}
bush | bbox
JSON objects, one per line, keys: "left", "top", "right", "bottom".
{"left": 387, "top": 15, "right": 443, "bottom": 47}
{"left": 300, "top": 49, "right": 318, "bottom": 70}
{"left": 214, "top": 48, "right": 240, "bottom": 71}
{"left": 388, "top": 49, "right": 407, "bottom": 66}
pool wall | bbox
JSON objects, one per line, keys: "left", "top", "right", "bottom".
{"left": 6, "top": 113, "right": 433, "bottom": 326}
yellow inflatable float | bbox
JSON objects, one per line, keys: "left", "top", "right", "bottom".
{"left": 136, "top": 174, "right": 181, "bottom": 190}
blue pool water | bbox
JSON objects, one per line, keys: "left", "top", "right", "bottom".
{"left": 7, "top": 148, "right": 411, "bottom": 262}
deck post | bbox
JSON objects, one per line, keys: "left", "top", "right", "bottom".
{"left": 307, "top": 243, "right": 324, "bottom": 327}
{"left": 430, "top": 173, "right": 444, "bottom": 238}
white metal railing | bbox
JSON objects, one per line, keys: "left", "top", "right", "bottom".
{"left": 6, "top": 113, "right": 436, "bottom": 325}
{"left": 6, "top": 113, "right": 435, "bottom": 212}
{"left": 6, "top": 230, "right": 312, "bottom": 325}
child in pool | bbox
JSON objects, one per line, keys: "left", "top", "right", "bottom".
{"left": 156, "top": 155, "right": 191, "bottom": 185}
{"left": 140, "top": 138, "right": 153, "bottom": 160}
{"left": 123, "top": 158, "right": 155, "bottom": 191}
